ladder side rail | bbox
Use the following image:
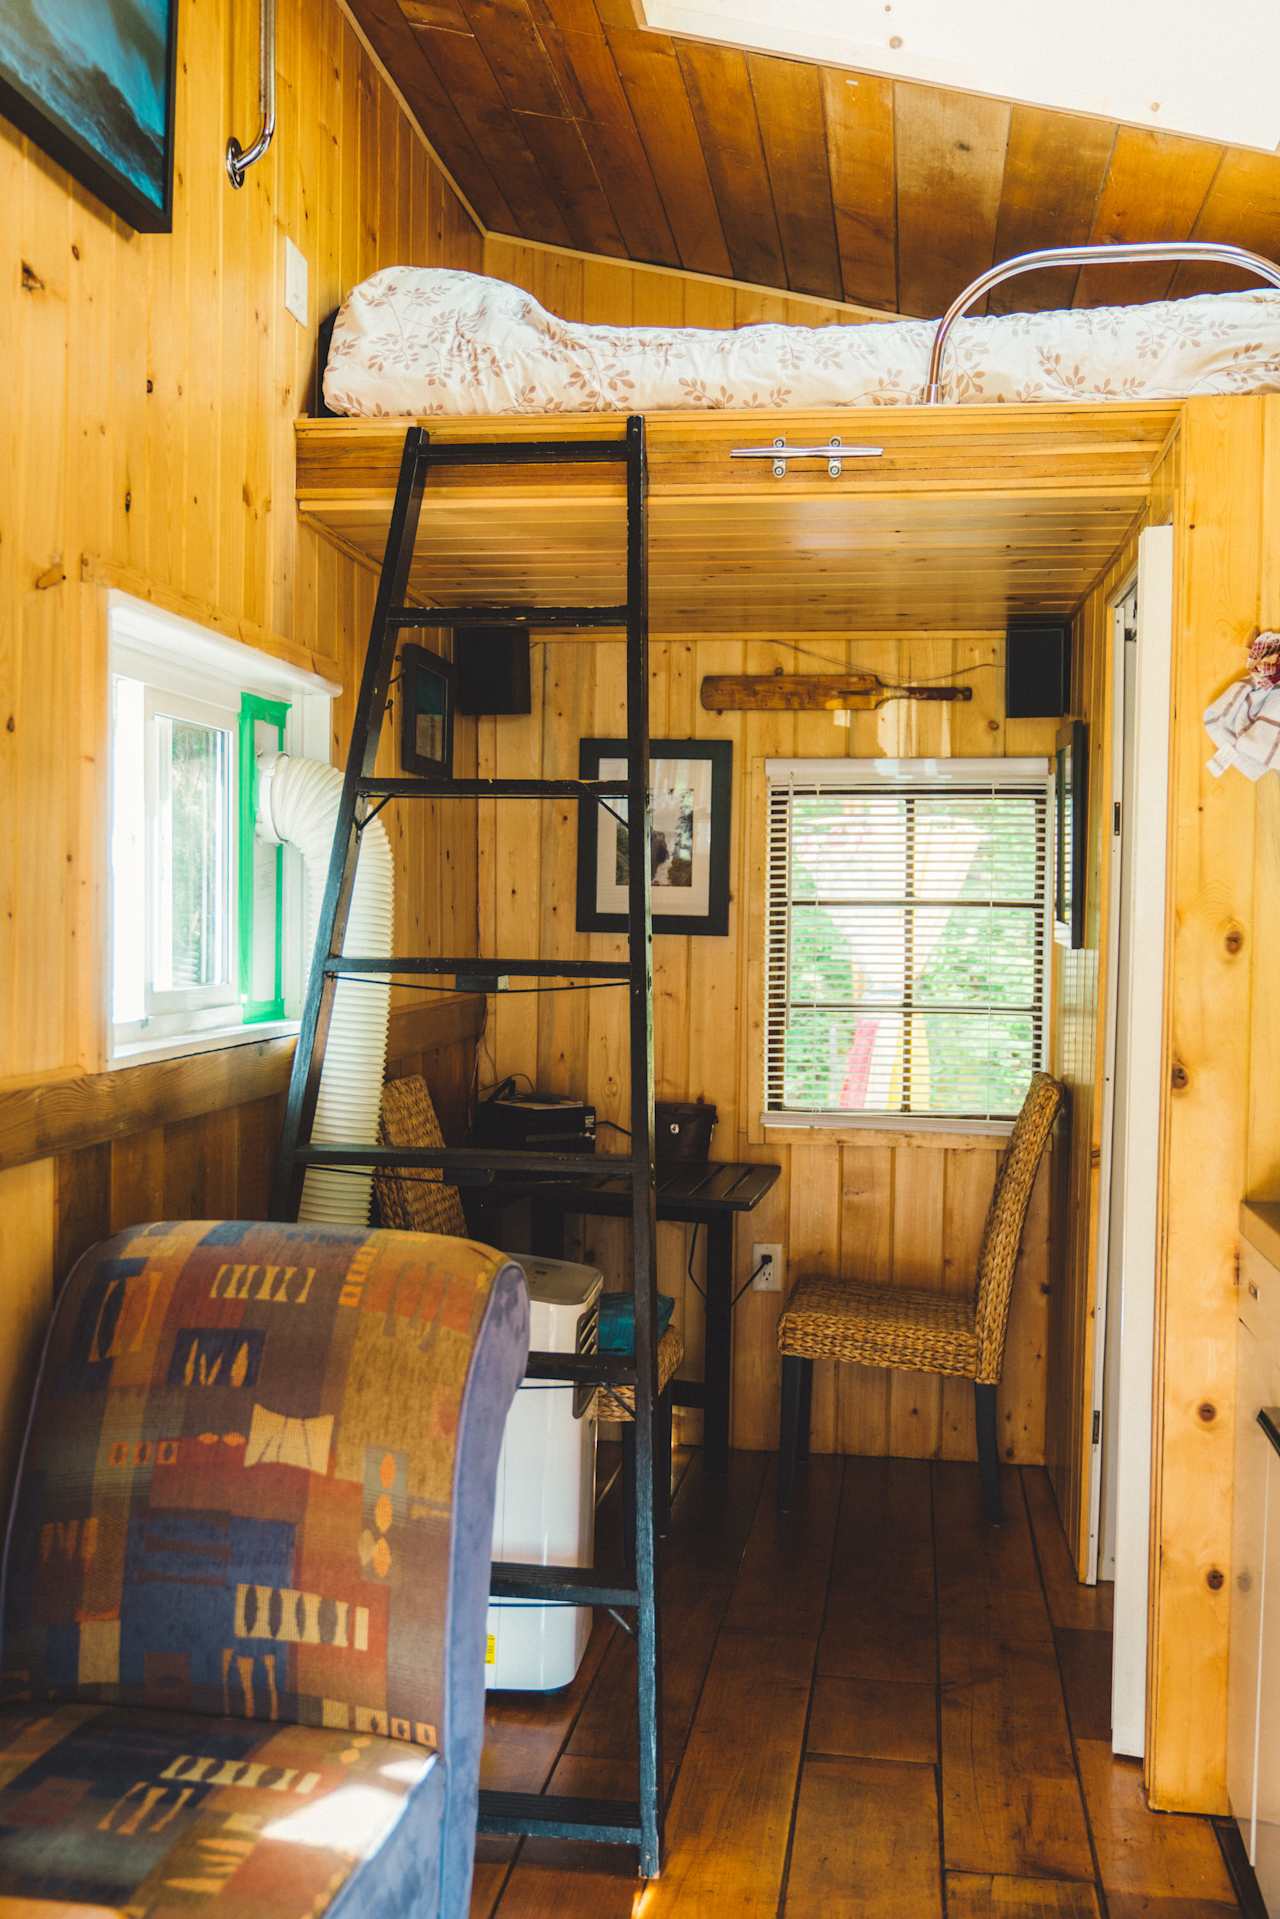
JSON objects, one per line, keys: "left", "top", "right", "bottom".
{"left": 623, "top": 414, "right": 664, "bottom": 1879}
{"left": 270, "top": 425, "right": 430, "bottom": 1220}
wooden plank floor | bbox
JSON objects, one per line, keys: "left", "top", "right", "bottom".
{"left": 472, "top": 1450, "right": 1243, "bottom": 1918}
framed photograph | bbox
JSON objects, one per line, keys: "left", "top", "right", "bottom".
{"left": 400, "top": 644, "right": 455, "bottom": 781}
{"left": 576, "top": 739, "right": 732, "bottom": 937}
{"left": 1055, "top": 720, "right": 1087, "bottom": 951}
{"left": 0, "top": 0, "right": 179, "bottom": 232}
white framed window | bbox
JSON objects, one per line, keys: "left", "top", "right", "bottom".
{"left": 763, "top": 757, "right": 1052, "bottom": 1130}
{"left": 108, "top": 593, "right": 338, "bottom": 1063}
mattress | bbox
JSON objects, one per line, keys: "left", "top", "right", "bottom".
{"left": 323, "top": 267, "right": 1280, "bottom": 419}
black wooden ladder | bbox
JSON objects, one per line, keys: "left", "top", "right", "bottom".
{"left": 270, "top": 418, "right": 664, "bottom": 1878}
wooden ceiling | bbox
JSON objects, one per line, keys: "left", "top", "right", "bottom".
{"left": 350, "top": 0, "right": 1280, "bottom": 318}
{"left": 296, "top": 403, "right": 1178, "bottom": 631}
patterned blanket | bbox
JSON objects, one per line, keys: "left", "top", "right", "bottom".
{"left": 324, "top": 267, "right": 1280, "bottom": 417}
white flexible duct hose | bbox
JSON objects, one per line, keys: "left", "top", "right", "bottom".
{"left": 258, "top": 755, "right": 393, "bottom": 1224}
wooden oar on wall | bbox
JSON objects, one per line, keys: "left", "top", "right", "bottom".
{"left": 700, "top": 672, "right": 974, "bottom": 712}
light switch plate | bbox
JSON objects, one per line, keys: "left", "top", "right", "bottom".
{"left": 284, "top": 236, "right": 308, "bottom": 326}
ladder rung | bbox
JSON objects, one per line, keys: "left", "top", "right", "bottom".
{"left": 490, "top": 1562, "right": 638, "bottom": 1607}
{"left": 390, "top": 605, "right": 629, "bottom": 631}
{"left": 417, "top": 438, "right": 630, "bottom": 467}
{"left": 357, "top": 777, "right": 629, "bottom": 800}
{"left": 476, "top": 1791, "right": 642, "bottom": 1846}
{"left": 325, "top": 957, "right": 632, "bottom": 980}
{"left": 525, "top": 1350, "right": 637, "bottom": 1387}
{"left": 294, "top": 1145, "right": 635, "bottom": 1178}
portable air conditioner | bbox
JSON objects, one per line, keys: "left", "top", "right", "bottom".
{"left": 486, "top": 1254, "right": 602, "bottom": 1691}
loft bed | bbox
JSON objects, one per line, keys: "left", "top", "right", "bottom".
{"left": 297, "top": 243, "right": 1280, "bottom": 634}
{"left": 323, "top": 242, "right": 1280, "bottom": 420}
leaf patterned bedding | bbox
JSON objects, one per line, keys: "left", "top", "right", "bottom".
{"left": 323, "top": 266, "right": 1280, "bottom": 417}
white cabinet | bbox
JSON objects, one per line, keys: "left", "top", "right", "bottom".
{"left": 1229, "top": 1225, "right": 1280, "bottom": 1910}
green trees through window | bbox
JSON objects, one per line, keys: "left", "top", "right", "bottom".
{"left": 766, "top": 777, "right": 1048, "bottom": 1121}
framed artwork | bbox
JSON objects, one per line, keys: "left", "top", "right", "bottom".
{"left": 1055, "top": 720, "right": 1087, "bottom": 950}
{"left": 576, "top": 739, "right": 732, "bottom": 937}
{"left": 0, "top": 0, "right": 180, "bottom": 232}
{"left": 400, "top": 644, "right": 455, "bottom": 781}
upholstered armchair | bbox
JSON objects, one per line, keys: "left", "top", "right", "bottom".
{"left": 0, "top": 1219, "right": 528, "bottom": 1918}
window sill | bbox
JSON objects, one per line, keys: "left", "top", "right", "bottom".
{"left": 760, "top": 1113, "right": 1015, "bottom": 1150}
{"left": 109, "top": 1019, "right": 300, "bottom": 1071}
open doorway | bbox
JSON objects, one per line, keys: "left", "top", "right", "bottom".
{"left": 1089, "top": 524, "right": 1175, "bottom": 1757}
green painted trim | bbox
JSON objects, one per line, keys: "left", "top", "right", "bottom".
{"left": 238, "top": 693, "right": 290, "bottom": 1022}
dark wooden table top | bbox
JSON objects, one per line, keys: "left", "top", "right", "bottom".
{"left": 485, "top": 1157, "right": 782, "bottom": 1221}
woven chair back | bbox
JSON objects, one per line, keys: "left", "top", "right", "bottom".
{"left": 973, "top": 1070, "right": 1063, "bottom": 1382}
{"left": 375, "top": 1074, "right": 469, "bottom": 1238}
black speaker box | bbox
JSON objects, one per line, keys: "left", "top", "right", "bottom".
{"left": 456, "top": 627, "right": 532, "bottom": 715}
{"left": 1005, "top": 617, "right": 1072, "bottom": 719}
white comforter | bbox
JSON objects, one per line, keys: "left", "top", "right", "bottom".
{"left": 323, "top": 267, "right": 1280, "bottom": 417}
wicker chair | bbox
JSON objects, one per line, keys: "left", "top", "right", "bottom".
{"left": 776, "top": 1070, "right": 1063, "bottom": 1522}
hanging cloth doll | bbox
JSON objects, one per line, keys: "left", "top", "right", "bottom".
{"left": 1204, "top": 631, "right": 1280, "bottom": 779}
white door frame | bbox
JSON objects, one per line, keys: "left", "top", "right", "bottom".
{"left": 1088, "top": 575, "right": 1137, "bottom": 1589}
{"left": 1086, "top": 522, "right": 1174, "bottom": 1758}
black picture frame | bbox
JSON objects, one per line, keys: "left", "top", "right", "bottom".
{"left": 575, "top": 739, "right": 732, "bottom": 937}
{"left": 0, "top": 0, "right": 180, "bottom": 233}
{"left": 400, "top": 644, "right": 456, "bottom": 781}
{"left": 1055, "top": 720, "right": 1087, "bottom": 951}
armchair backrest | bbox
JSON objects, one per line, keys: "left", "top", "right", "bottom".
{"left": 2, "top": 1219, "right": 528, "bottom": 1769}
{"left": 973, "top": 1072, "right": 1063, "bottom": 1382}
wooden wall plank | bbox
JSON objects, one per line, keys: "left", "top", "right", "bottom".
{"left": 600, "top": 24, "right": 732, "bottom": 279}
{"left": 412, "top": 22, "right": 574, "bottom": 244}
{"left": 0, "top": 1159, "right": 55, "bottom": 1501}
{"left": 675, "top": 40, "right": 786, "bottom": 290}
{"left": 1174, "top": 147, "right": 1280, "bottom": 298}
{"left": 886, "top": 82, "right": 1010, "bottom": 320}
{"left": 526, "top": 5, "right": 680, "bottom": 264}
{"left": 988, "top": 108, "right": 1116, "bottom": 315}
{"left": 748, "top": 54, "right": 842, "bottom": 302}
{"left": 1078, "top": 128, "right": 1221, "bottom": 308}
{"left": 820, "top": 69, "right": 897, "bottom": 313}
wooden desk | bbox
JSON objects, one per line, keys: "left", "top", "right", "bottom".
{"left": 475, "top": 1159, "right": 781, "bottom": 1473}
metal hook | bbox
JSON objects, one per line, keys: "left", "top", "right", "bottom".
{"left": 227, "top": 0, "right": 277, "bottom": 187}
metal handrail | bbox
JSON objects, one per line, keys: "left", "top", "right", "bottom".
{"left": 922, "top": 242, "right": 1280, "bottom": 403}
{"left": 226, "top": 0, "right": 277, "bottom": 188}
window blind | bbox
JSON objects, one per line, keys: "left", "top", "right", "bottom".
{"left": 765, "top": 758, "right": 1051, "bottom": 1124}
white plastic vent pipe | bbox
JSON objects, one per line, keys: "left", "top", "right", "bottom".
{"left": 257, "top": 755, "right": 393, "bottom": 1225}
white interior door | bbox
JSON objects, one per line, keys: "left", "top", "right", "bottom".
{"left": 1097, "top": 522, "right": 1174, "bottom": 1759}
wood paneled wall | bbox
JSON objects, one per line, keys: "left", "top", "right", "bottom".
{"left": 476, "top": 630, "right": 1058, "bottom": 1461}
{"left": 1146, "top": 396, "right": 1279, "bottom": 1813}
{"left": 1, "top": 0, "right": 483, "bottom": 1084}
{"left": 484, "top": 234, "right": 872, "bottom": 329}
{"left": 0, "top": 0, "right": 484, "bottom": 1491}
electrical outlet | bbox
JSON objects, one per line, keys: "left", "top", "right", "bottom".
{"left": 284, "top": 236, "right": 309, "bottom": 326}
{"left": 752, "top": 1242, "right": 784, "bottom": 1293}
